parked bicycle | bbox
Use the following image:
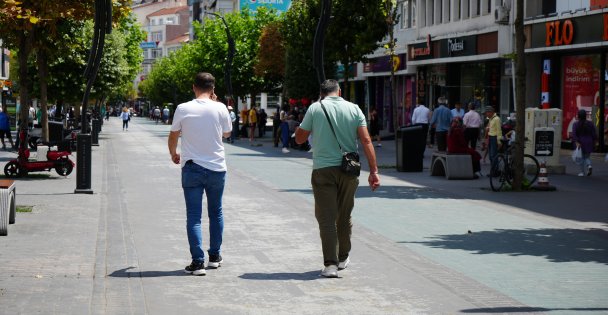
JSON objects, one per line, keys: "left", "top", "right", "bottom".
{"left": 489, "top": 141, "right": 540, "bottom": 191}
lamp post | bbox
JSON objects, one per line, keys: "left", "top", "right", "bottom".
{"left": 75, "top": 0, "right": 112, "bottom": 194}
{"left": 313, "top": 0, "right": 332, "bottom": 84}
{"left": 205, "top": 11, "right": 237, "bottom": 133}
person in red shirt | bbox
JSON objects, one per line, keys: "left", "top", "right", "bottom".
{"left": 447, "top": 117, "right": 482, "bottom": 178}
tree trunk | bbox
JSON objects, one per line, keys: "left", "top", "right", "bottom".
{"left": 37, "top": 48, "right": 50, "bottom": 142}
{"left": 18, "top": 33, "right": 32, "bottom": 149}
{"left": 512, "top": 0, "right": 526, "bottom": 190}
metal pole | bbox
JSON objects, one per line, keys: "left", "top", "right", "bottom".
{"left": 205, "top": 11, "right": 237, "bottom": 134}
{"left": 75, "top": 0, "right": 112, "bottom": 194}
{"left": 313, "top": 0, "right": 332, "bottom": 84}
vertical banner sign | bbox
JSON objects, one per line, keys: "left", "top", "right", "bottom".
{"left": 541, "top": 59, "right": 550, "bottom": 109}
{"left": 562, "top": 55, "right": 600, "bottom": 140}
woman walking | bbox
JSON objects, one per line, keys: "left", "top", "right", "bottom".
{"left": 120, "top": 107, "right": 130, "bottom": 131}
{"left": 571, "top": 109, "right": 597, "bottom": 176}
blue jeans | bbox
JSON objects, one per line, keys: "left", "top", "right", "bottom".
{"left": 280, "top": 122, "right": 290, "bottom": 148}
{"left": 488, "top": 136, "right": 498, "bottom": 167}
{"left": 181, "top": 161, "right": 226, "bottom": 263}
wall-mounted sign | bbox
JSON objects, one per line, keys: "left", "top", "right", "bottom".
{"left": 409, "top": 35, "right": 432, "bottom": 60}
{"left": 363, "top": 54, "right": 406, "bottom": 73}
{"left": 528, "top": 13, "right": 608, "bottom": 49}
{"left": 447, "top": 38, "right": 464, "bottom": 56}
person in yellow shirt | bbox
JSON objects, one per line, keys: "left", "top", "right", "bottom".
{"left": 248, "top": 106, "right": 258, "bottom": 145}
{"left": 484, "top": 106, "right": 502, "bottom": 170}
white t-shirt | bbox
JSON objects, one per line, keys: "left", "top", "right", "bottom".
{"left": 170, "top": 99, "right": 232, "bottom": 171}
{"left": 411, "top": 105, "right": 430, "bottom": 124}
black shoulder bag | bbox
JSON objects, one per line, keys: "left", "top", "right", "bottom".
{"left": 320, "top": 102, "right": 361, "bottom": 177}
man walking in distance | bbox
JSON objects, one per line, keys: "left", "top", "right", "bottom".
{"left": 168, "top": 72, "right": 232, "bottom": 276}
{"left": 463, "top": 102, "right": 482, "bottom": 149}
{"left": 411, "top": 100, "right": 430, "bottom": 156}
{"left": 484, "top": 105, "right": 502, "bottom": 170}
{"left": 430, "top": 96, "right": 453, "bottom": 152}
{"left": 295, "top": 79, "right": 380, "bottom": 278}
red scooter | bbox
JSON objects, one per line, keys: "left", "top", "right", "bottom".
{"left": 3, "top": 130, "right": 75, "bottom": 178}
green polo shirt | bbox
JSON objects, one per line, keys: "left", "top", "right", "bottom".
{"left": 299, "top": 96, "right": 366, "bottom": 169}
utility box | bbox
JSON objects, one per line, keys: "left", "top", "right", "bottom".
{"left": 524, "top": 108, "right": 564, "bottom": 172}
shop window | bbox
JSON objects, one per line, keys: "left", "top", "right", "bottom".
{"left": 472, "top": 0, "right": 480, "bottom": 16}
{"left": 454, "top": 0, "right": 461, "bottom": 20}
{"left": 151, "top": 31, "right": 163, "bottom": 42}
{"left": 443, "top": 0, "right": 450, "bottom": 22}
{"left": 435, "top": 0, "right": 442, "bottom": 24}
{"left": 401, "top": 0, "right": 417, "bottom": 29}
{"left": 151, "top": 48, "right": 163, "bottom": 59}
{"left": 462, "top": 0, "right": 469, "bottom": 19}
{"left": 428, "top": 0, "right": 434, "bottom": 25}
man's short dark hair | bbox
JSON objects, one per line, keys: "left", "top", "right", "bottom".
{"left": 194, "top": 72, "right": 215, "bottom": 92}
{"left": 320, "top": 79, "right": 340, "bottom": 95}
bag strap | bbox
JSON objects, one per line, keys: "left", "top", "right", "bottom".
{"left": 320, "top": 101, "right": 344, "bottom": 152}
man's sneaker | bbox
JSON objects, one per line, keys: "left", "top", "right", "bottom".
{"left": 282, "top": 147, "right": 290, "bottom": 154}
{"left": 321, "top": 265, "right": 338, "bottom": 278}
{"left": 338, "top": 257, "right": 350, "bottom": 270}
{"left": 184, "top": 261, "right": 206, "bottom": 276}
{"left": 207, "top": 254, "right": 223, "bottom": 269}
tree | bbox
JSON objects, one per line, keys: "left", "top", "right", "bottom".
{"left": 254, "top": 21, "right": 285, "bottom": 89}
{"left": 282, "top": 0, "right": 336, "bottom": 101}
{"left": 0, "top": 0, "right": 131, "bottom": 141}
{"left": 327, "top": 0, "right": 388, "bottom": 100}
{"left": 511, "top": 0, "right": 526, "bottom": 191}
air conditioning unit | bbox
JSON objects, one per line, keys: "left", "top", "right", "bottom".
{"left": 495, "top": 5, "right": 510, "bottom": 24}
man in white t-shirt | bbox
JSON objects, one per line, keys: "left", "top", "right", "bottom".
{"left": 411, "top": 101, "right": 431, "bottom": 154}
{"left": 168, "top": 72, "right": 232, "bottom": 276}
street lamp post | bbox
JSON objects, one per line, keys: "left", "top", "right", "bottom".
{"left": 205, "top": 11, "right": 237, "bottom": 133}
{"left": 75, "top": 0, "right": 112, "bottom": 194}
{"left": 313, "top": 0, "right": 332, "bottom": 84}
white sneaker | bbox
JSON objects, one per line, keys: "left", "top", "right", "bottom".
{"left": 282, "top": 148, "right": 290, "bottom": 154}
{"left": 321, "top": 265, "right": 338, "bottom": 278}
{"left": 338, "top": 257, "right": 350, "bottom": 270}
{"left": 577, "top": 172, "right": 584, "bottom": 177}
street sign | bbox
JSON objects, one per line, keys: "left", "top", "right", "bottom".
{"left": 139, "top": 42, "right": 157, "bottom": 49}
{"left": 535, "top": 129, "right": 554, "bottom": 156}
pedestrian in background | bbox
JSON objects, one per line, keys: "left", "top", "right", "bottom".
{"left": 451, "top": 102, "right": 465, "bottom": 118}
{"left": 280, "top": 104, "right": 290, "bottom": 153}
{"left": 168, "top": 72, "right": 232, "bottom": 276}
{"left": 258, "top": 108, "right": 268, "bottom": 138}
{"left": 295, "top": 79, "right": 380, "bottom": 278}
{"left": 162, "top": 106, "right": 170, "bottom": 124}
{"left": 484, "top": 106, "right": 502, "bottom": 170}
{"left": 463, "top": 102, "right": 482, "bottom": 149}
{"left": 368, "top": 108, "right": 381, "bottom": 147}
{"left": 272, "top": 110, "right": 281, "bottom": 147}
{"left": 0, "top": 107, "right": 14, "bottom": 150}
{"left": 571, "top": 109, "right": 597, "bottom": 176}
{"left": 120, "top": 107, "right": 130, "bottom": 131}
{"left": 227, "top": 105, "right": 236, "bottom": 143}
{"left": 411, "top": 100, "right": 430, "bottom": 154}
{"left": 430, "top": 96, "right": 453, "bottom": 152}
{"left": 448, "top": 117, "right": 482, "bottom": 178}
{"left": 248, "top": 106, "right": 258, "bottom": 145}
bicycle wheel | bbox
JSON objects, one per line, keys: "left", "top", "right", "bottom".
{"left": 521, "top": 154, "right": 540, "bottom": 188}
{"left": 489, "top": 155, "right": 508, "bottom": 192}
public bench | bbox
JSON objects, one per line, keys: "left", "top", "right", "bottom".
{"left": 430, "top": 152, "right": 475, "bottom": 180}
{"left": 0, "top": 179, "right": 16, "bottom": 236}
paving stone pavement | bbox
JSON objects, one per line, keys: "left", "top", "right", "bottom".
{"left": 0, "top": 117, "right": 606, "bottom": 315}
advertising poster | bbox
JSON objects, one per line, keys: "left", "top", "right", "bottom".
{"left": 562, "top": 55, "right": 600, "bottom": 140}
{"left": 239, "top": 0, "right": 292, "bottom": 13}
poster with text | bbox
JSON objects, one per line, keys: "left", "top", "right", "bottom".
{"left": 562, "top": 55, "right": 600, "bottom": 140}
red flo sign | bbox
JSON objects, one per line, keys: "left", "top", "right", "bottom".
{"left": 545, "top": 20, "right": 574, "bottom": 46}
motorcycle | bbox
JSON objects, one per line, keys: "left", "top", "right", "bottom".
{"left": 3, "top": 130, "right": 75, "bottom": 178}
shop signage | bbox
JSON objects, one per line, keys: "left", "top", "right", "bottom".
{"left": 447, "top": 38, "right": 464, "bottom": 56}
{"left": 239, "top": 0, "right": 291, "bottom": 12}
{"left": 140, "top": 42, "right": 158, "bottom": 49}
{"left": 409, "top": 35, "right": 432, "bottom": 60}
{"left": 528, "top": 13, "right": 608, "bottom": 49}
{"left": 363, "top": 54, "right": 406, "bottom": 73}
{"left": 545, "top": 20, "right": 574, "bottom": 46}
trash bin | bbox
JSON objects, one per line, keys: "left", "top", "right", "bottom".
{"left": 396, "top": 125, "right": 424, "bottom": 172}
{"left": 48, "top": 121, "right": 64, "bottom": 143}
{"left": 91, "top": 119, "right": 100, "bottom": 146}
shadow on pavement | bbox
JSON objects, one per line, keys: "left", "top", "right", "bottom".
{"left": 403, "top": 228, "right": 608, "bottom": 264}
{"left": 239, "top": 270, "right": 320, "bottom": 281}
{"left": 356, "top": 185, "right": 455, "bottom": 200}
{"left": 108, "top": 267, "right": 185, "bottom": 278}
{"left": 460, "top": 306, "right": 608, "bottom": 313}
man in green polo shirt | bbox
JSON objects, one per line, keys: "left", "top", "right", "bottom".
{"left": 295, "top": 79, "right": 380, "bottom": 278}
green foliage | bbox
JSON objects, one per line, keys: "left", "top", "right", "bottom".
{"left": 140, "top": 8, "right": 281, "bottom": 106}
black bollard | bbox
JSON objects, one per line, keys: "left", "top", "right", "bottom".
{"left": 91, "top": 119, "right": 100, "bottom": 146}
{"left": 74, "top": 134, "right": 93, "bottom": 194}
